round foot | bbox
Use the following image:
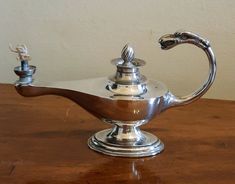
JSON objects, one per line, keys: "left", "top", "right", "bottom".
{"left": 88, "top": 129, "right": 164, "bottom": 157}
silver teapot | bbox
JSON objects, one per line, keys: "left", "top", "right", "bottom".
{"left": 11, "top": 31, "right": 216, "bottom": 157}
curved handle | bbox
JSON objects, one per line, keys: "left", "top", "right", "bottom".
{"left": 158, "top": 31, "right": 216, "bottom": 109}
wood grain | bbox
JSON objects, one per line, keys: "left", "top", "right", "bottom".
{"left": 0, "top": 84, "right": 234, "bottom": 184}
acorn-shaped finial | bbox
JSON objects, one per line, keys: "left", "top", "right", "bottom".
{"left": 121, "top": 44, "right": 135, "bottom": 66}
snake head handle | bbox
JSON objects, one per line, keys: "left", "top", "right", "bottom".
{"left": 157, "top": 30, "right": 216, "bottom": 108}
{"left": 158, "top": 30, "right": 210, "bottom": 50}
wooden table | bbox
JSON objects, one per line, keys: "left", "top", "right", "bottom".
{"left": 0, "top": 84, "right": 234, "bottom": 184}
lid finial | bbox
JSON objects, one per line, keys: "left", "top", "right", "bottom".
{"left": 121, "top": 44, "right": 135, "bottom": 66}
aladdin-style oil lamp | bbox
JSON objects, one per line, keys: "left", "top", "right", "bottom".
{"left": 10, "top": 31, "right": 216, "bottom": 157}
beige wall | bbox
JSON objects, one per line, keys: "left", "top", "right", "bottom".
{"left": 0, "top": 0, "right": 234, "bottom": 100}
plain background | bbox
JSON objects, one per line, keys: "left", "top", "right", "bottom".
{"left": 0, "top": 0, "right": 234, "bottom": 100}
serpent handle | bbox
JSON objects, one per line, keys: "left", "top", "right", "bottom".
{"left": 159, "top": 31, "right": 216, "bottom": 108}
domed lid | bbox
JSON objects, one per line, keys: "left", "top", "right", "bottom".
{"left": 107, "top": 44, "right": 148, "bottom": 96}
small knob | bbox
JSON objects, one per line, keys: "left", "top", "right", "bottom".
{"left": 121, "top": 44, "right": 135, "bottom": 67}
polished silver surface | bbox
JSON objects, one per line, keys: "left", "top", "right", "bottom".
{"left": 159, "top": 30, "right": 216, "bottom": 109}
{"left": 11, "top": 30, "right": 216, "bottom": 157}
{"left": 108, "top": 44, "right": 147, "bottom": 96}
{"left": 88, "top": 128, "right": 164, "bottom": 157}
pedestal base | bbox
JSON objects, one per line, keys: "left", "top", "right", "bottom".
{"left": 88, "top": 129, "right": 164, "bottom": 157}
